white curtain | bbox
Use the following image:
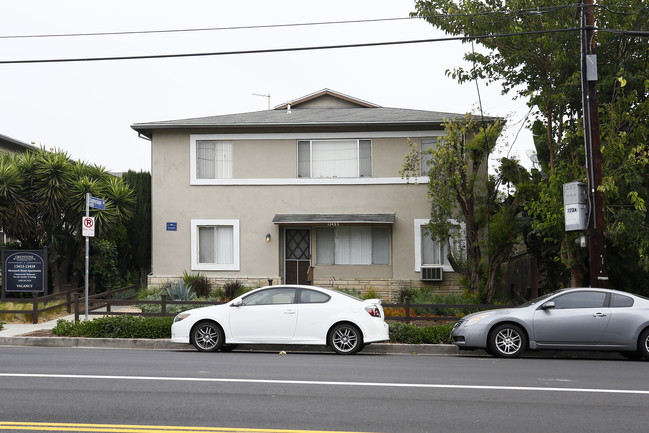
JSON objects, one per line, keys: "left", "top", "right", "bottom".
{"left": 372, "top": 228, "right": 390, "bottom": 265}
{"left": 316, "top": 228, "right": 335, "bottom": 265}
{"left": 312, "top": 140, "right": 357, "bottom": 178}
{"left": 422, "top": 228, "right": 443, "bottom": 265}
{"left": 196, "top": 140, "right": 232, "bottom": 179}
{"left": 198, "top": 226, "right": 233, "bottom": 264}
{"left": 335, "top": 227, "right": 372, "bottom": 265}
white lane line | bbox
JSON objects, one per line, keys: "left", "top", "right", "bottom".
{"left": 1, "top": 373, "right": 648, "bottom": 395}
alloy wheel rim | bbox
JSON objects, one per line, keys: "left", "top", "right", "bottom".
{"left": 196, "top": 325, "right": 218, "bottom": 350}
{"left": 333, "top": 327, "right": 358, "bottom": 352}
{"left": 495, "top": 329, "right": 522, "bottom": 355}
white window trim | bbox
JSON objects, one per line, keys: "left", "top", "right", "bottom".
{"left": 191, "top": 219, "right": 240, "bottom": 271}
{"left": 414, "top": 219, "right": 463, "bottom": 273}
{"left": 189, "top": 132, "right": 443, "bottom": 185}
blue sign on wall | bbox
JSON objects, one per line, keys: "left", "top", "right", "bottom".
{"left": 2, "top": 248, "right": 48, "bottom": 293}
{"left": 166, "top": 222, "right": 177, "bottom": 231}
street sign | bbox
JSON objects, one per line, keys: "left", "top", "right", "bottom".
{"left": 82, "top": 216, "right": 95, "bottom": 237}
{"left": 89, "top": 196, "right": 105, "bottom": 210}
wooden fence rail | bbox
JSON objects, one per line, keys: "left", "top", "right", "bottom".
{"left": 2, "top": 287, "right": 515, "bottom": 325}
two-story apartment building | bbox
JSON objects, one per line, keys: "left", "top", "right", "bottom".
{"left": 132, "top": 89, "right": 468, "bottom": 299}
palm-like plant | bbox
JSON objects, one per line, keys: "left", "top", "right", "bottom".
{"left": 0, "top": 147, "right": 135, "bottom": 291}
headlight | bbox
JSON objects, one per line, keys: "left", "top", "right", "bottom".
{"left": 464, "top": 313, "right": 493, "bottom": 327}
{"left": 173, "top": 313, "right": 190, "bottom": 323}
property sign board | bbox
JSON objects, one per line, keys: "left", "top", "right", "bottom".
{"left": 2, "top": 248, "right": 48, "bottom": 293}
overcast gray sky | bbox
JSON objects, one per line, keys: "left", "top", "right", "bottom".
{"left": 0, "top": 0, "right": 534, "bottom": 173}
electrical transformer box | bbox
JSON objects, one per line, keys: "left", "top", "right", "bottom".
{"left": 563, "top": 181, "right": 587, "bottom": 231}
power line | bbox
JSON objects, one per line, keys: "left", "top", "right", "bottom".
{"left": 0, "top": 27, "right": 583, "bottom": 65}
{"left": 1, "top": 4, "right": 627, "bottom": 40}
{"left": 0, "top": 16, "right": 420, "bottom": 40}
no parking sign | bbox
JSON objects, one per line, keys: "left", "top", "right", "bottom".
{"left": 82, "top": 216, "right": 95, "bottom": 237}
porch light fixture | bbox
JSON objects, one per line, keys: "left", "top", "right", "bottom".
{"left": 266, "top": 233, "right": 271, "bottom": 242}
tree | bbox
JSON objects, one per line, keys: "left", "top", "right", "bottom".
{"left": 413, "top": 0, "right": 649, "bottom": 290}
{"left": 0, "top": 148, "right": 134, "bottom": 291}
{"left": 118, "top": 170, "right": 151, "bottom": 286}
{"left": 403, "top": 115, "right": 526, "bottom": 302}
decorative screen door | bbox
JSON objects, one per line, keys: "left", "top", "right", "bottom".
{"left": 284, "top": 229, "right": 311, "bottom": 285}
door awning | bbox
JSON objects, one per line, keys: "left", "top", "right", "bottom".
{"left": 273, "top": 213, "right": 395, "bottom": 225}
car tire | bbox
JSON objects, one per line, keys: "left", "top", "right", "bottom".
{"left": 191, "top": 321, "right": 224, "bottom": 352}
{"left": 639, "top": 328, "right": 649, "bottom": 360}
{"left": 328, "top": 323, "right": 363, "bottom": 355}
{"left": 488, "top": 323, "right": 527, "bottom": 358}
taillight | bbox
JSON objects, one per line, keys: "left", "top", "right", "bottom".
{"left": 365, "top": 305, "right": 381, "bottom": 317}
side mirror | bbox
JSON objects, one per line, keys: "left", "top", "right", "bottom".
{"left": 541, "top": 301, "right": 555, "bottom": 310}
{"left": 231, "top": 299, "right": 243, "bottom": 307}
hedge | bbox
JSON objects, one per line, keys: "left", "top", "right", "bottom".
{"left": 51, "top": 315, "right": 455, "bottom": 344}
{"left": 388, "top": 322, "right": 455, "bottom": 345}
{"left": 52, "top": 316, "right": 173, "bottom": 339}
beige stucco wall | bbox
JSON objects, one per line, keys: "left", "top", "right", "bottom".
{"left": 149, "top": 130, "right": 461, "bottom": 294}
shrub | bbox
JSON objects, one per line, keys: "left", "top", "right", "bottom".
{"left": 388, "top": 322, "right": 455, "bottom": 344}
{"left": 398, "top": 286, "right": 417, "bottom": 302}
{"left": 223, "top": 280, "right": 245, "bottom": 300}
{"left": 361, "top": 287, "right": 381, "bottom": 300}
{"left": 182, "top": 271, "right": 212, "bottom": 298}
{"left": 52, "top": 316, "right": 173, "bottom": 339}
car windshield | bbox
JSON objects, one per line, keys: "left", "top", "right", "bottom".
{"left": 517, "top": 290, "right": 564, "bottom": 308}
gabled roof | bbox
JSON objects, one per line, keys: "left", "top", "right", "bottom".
{"left": 274, "top": 88, "right": 380, "bottom": 109}
{"left": 0, "top": 133, "right": 35, "bottom": 153}
{"left": 131, "top": 89, "right": 473, "bottom": 139}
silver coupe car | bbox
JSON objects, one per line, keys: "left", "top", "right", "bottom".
{"left": 451, "top": 287, "right": 649, "bottom": 359}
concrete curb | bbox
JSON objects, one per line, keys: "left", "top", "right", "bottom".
{"left": 0, "top": 335, "right": 460, "bottom": 355}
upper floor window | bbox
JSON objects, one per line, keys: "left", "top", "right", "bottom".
{"left": 196, "top": 140, "right": 233, "bottom": 179}
{"left": 298, "top": 139, "right": 372, "bottom": 178}
{"left": 420, "top": 137, "right": 439, "bottom": 176}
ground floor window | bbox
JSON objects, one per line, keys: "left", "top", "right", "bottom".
{"left": 315, "top": 226, "right": 389, "bottom": 265}
{"left": 191, "top": 219, "right": 240, "bottom": 271}
{"left": 414, "top": 219, "right": 464, "bottom": 272}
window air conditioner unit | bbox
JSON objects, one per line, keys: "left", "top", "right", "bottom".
{"left": 421, "top": 266, "right": 443, "bottom": 281}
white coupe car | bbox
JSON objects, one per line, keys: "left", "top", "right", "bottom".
{"left": 171, "top": 284, "right": 390, "bottom": 354}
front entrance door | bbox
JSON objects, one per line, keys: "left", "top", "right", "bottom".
{"left": 284, "top": 229, "right": 311, "bottom": 285}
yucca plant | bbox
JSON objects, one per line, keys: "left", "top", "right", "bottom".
{"left": 165, "top": 281, "right": 196, "bottom": 301}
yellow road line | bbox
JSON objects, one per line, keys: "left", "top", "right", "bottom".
{"left": 0, "top": 422, "right": 376, "bottom": 433}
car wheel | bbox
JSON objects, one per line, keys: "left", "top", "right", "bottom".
{"left": 488, "top": 324, "right": 527, "bottom": 358}
{"left": 329, "top": 323, "right": 363, "bottom": 355}
{"left": 639, "top": 328, "right": 649, "bottom": 360}
{"left": 191, "top": 321, "right": 224, "bottom": 352}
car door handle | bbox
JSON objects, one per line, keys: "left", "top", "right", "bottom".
{"left": 284, "top": 310, "right": 296, "bottom": 315}
{"left": 593, "top": 312, "right": 607, "bottom": 318}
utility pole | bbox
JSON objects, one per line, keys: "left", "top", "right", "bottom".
{"left": 580, "top": 0, "right": 608, "bottom": 287}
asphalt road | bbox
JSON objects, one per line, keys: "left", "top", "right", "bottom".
{"left": 0, "top": 346, "right": 648, "bottom": 433}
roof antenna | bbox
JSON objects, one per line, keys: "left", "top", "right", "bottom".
{"left": 252, "top": 93, "right": 271, "bottom": 110}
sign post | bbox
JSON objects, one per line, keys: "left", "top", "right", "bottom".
{"left": 84, "top": 194, "right": 105, "bottom": 321}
